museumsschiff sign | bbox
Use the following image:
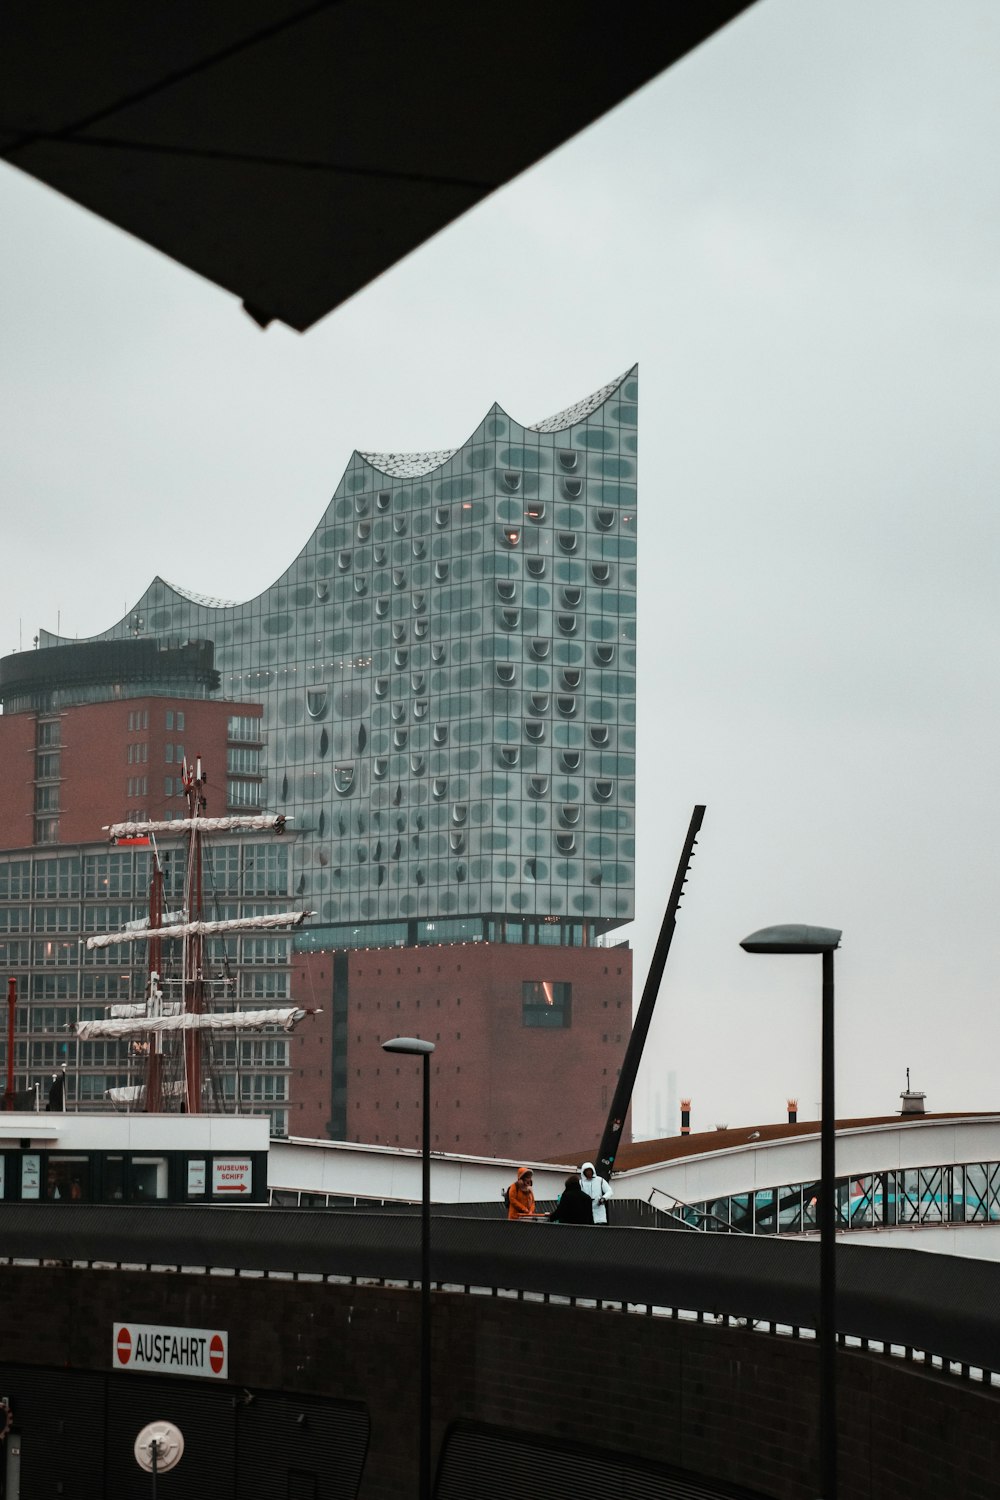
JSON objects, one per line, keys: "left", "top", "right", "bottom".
{"left": 113, "top": 1323, "right": 228, "bottom": 1379}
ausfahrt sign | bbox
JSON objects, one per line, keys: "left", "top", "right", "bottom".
{"left": 113, "top": 1323, "right": 228, "bottom": 1379}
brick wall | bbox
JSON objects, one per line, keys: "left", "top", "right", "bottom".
{"left": 292, "top": 942, "right": 633, "bottom": 1158}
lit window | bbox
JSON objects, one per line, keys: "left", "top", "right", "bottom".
{"left": 522, "top": 981, "right": 571, "bottom": 1028}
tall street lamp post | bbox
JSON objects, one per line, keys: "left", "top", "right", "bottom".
{"left": 740, "top": 924, "right": 842, "bottom": 1500}
{"left": 382, "top": 1036, "right": 436, "bottom": 1500}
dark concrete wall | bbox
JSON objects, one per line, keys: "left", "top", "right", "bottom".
{"left": 0, "top": 1264, "right": 996, "bottom": 1500}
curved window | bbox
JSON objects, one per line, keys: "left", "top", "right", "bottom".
{"left": 374, "top": 676, "right": 389, "bottom": 699}
{"left": 435, "top": 506, "right": 450, "bottom": 527}
{"left": 528, "top": 776, "right": 549, "bottom": 798}
{"left": 496, "top": 581, "right": 517, "bottom": 602}
{"left": 562, "top": 477, "right": 583, "bottom": 498}
{"left": 432, "top": 778, "right": 448, "bottom": 800}
{"left": 595, "top": 508, "right": 616, "bottom": 531}
{"left": 499, "top": 608, "right": 520, "bottom": 631}
{"left": 589, "top": 726, "right": 610, "bottom": 746}
{"left": 413, "top": 699, "right": 429, "bottom": 720}
{"left": 561, "top": 668, "right": 581, "bottom": 689}
{"left": 593, "top": 779, "right": 615, "bottom": 802}
{"left": 306, "top": 688, "right": 328, "bottom": 720}
{"left": 558, "top": 450, "right": 578, "bottom": 471}
{"left": 556, "top": 833, "right": 577, "bottom": 854}
{"left": 529, "top": 638, "right": 550, "bottom": 660}
{"left": 338, "top": 550, "right": 352, "bottom": 572}
{"left": 411, "top": 538, "right": 426, "bottom": 559}
{"left": 562, "top": 586, "right": 582, "bottom": 607}
{"left": 392, "top": 514, "right": 407, "bottom": 535}
{"left": 391, "top": 703, "right": 406, "bottom": 723}
{"left": 431, "top": 643, "right": 447, "bottom": 664}
{"left": 333, "top": 765, "right": 355, "bottom": 795}
{"left": 357, "top": 521, "right": 371, "bottom": 541}
{"left": 529, "top": 693, "right": 549, "bottom": 715}
{"left": 559, "top": 752, "right": 581, "bottom": 773}
{"left": 500, "top": 527, "right": 520, "bottom": 548}
{"left": 412, "top": 592, "right": 426, "bottom": 613}
{"left": 502, "top": 471, "right": 521, "bottom": 492}
{"left": 452, "top": 804, "right": 468, "bottom": 825}
{"left": 392, "top": 622, "right": 407, "bottom": 643}
{"left": 354, "top": 576, "right": 368, "bottom": 595}
{"left": 374, "top": 543, "right": 387, "bottom": 563}
{"left": 526, "top": 556, "right": 546, "bottom": 578}
{"left": 392, "top": 567, "right": 406, "bottom": 588}
{"left": 410, "top": 671, "right": 426, "bottom": 693}
{"left": 594, "top": 644, "right": 615, "bottom": 665}
{"left": 375, "top": 596, "right": 389, "bottom": 619}
{"left": 393, "top": 728, "right": 408, "bottom": 749}
{"left": 315, "top": 581, "right": 329, "bottom": 601}
{"left": 450, "top": 831, "right": 466, "bottom": 853}
{"left": 558, "top": 533, "right": 578, "bottom": 554}
{"left": 394, "top": 648, "right": 408, "bottom": 669}
{"left": 557, "top": 696, "right": 577, "bottom": 717}
{"left": 434, "top": 561, "right": 450, "bottom": 581}
{"left": 356, "top": 494, "right": 370, "bottom": 515}
{"left": 410, "top": 754, "right": 425, "bottom": 775}
{"left": 525, "top": 720, "right": 545, "bottom": 742}
{"left": 559, "top": 804, "right": 581, "bottom": 826}
{"left": 591, "top": 562, "right": 611, "bottom": 584}
{"left": 526, "top": 502, "right": 545, "bottom": 523}
{"left": 373, "top": 757, "right": 388, "bottom": 780}
{"left": 496, "top": 663, "right": 516, "bottom": 685}
{"left": 413, "top": 617, "right": 429, "bottom": 638}
{"left": 557, "top": 614, "right": 578, "bottom": 636}
{"left": 499, "top": 746, "right": 520, "bottom": 768}
{"left": 433, "top": 724, "right": 448, "bottom": 746}
{"left": 376, "top": 490, "right": 391, "bottom": 511}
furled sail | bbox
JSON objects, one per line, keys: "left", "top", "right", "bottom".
{"left": 77, "top": 1007, "right": 311, "bottom": 1041}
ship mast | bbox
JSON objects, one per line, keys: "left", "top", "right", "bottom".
{"left": 180, "top": 756, "right": 207, "bottom": 1114}
{"left": 146, "top": 849, "right": 165, "bottom": 1113}
{"left": 78, "top": 770, "right": 318, "bottom": 1115}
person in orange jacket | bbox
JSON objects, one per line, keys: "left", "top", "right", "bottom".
{"left": 506, "top": 1165, "right": 541, "bottom": 1220}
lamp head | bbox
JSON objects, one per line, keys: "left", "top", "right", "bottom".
{"left": 740, "top": 924, "right": 841, "bottom": 956}
{"left": 381, "top": 1036, "right": 436, "bottom": 1056}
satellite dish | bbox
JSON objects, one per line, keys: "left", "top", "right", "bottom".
{"left": 134, "top": 1421, "right": 184, "bottom": 1474}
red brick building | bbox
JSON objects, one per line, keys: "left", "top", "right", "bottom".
{"left": 291, "top": 941, "right": 631, "bottom": 1160}
{"left": 0, "top": 694, "right": 259, "bottom": 848}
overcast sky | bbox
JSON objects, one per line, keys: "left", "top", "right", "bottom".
{"left": 3, "top": 0, "right": 999, "bottom": 1136}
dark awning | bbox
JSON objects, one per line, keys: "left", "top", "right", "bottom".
{"left": 1, "top": 2, "right": 756, "bottom": 330}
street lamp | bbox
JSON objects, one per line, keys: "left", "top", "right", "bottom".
{"left": 383, "top": 1036, "right": 436, "bottom": 1500}
{"left": 740, "top": 924, "right": 841, "bottom": 1500}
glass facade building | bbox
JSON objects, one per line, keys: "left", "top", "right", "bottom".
{"left": 39, "top": 370, "right": 638, "bottom": 944}
{"left": 0, "top": 840, "right": 295, "bottom": 1133}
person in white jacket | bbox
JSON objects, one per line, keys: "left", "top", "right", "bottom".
{"left": 579, "top": 1162, "right": 612, "bottom": 1224}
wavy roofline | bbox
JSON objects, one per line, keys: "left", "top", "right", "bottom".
{"left": 359, "top": 364, "right": 635, "bottom": 480}
{"left": 40, "top": 367, "right": 636, "bottom": 639}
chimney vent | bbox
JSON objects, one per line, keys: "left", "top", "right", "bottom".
{"left": 899, "top": 1067, "right": 926, "bottom": 1116}
{"left": 787, "top": 1097, "right": 798, "bottom": 1124}
{"left": 680, "top": 1098, "right": 691, "bottom": 1136}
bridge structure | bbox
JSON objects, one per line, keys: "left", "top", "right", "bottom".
{"left": 0, "top": 1205, "right": 998, "bottom": 1498}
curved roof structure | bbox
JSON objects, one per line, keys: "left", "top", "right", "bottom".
{"left": 33, "top": 369, "right": 639, "bottom": 933}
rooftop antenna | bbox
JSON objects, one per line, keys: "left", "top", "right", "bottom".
{"left": 596, "top": 804, "right": 706, "bottom": 1179}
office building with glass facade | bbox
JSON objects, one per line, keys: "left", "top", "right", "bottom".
{"left": 0, "top": 370, "right": 638, "bottom": 1151}
{"left": 35, "top": 367, "right": 638, "bottom": 944}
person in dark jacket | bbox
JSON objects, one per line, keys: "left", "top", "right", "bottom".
{"left": 548, "top": 1174, "right": 594, "bottom": 1224}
